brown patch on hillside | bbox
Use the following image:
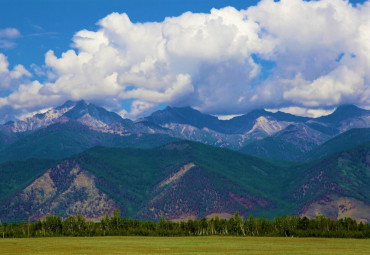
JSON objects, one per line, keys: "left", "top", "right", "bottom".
{"left": 170, "top": 214, "right": 198, "bottom": 222}
{"left": 4, "top": 161, "right": 117, "bottom": 221}
{"left": 48, "top": 169, "right": 116, "bottom": 220}
{"left": 300, "top": 193, "right": 370, "bottom": 223}
{"left": 137, "top": 166, "right": 271, "bottom": 221}
{"left": 161, "top": 143, "right": 189, "bottom": 151}
{"left": 205, "top": 213, "right": 233, "bottom": 219}
{"left": 229, "top": 192, "right": 255, "bottom": 209}
{"left": 20, "top": 172, "right": 57, "bottom": 205}
{"left": 158, "top": 163, "right": 195, "bottom": 188}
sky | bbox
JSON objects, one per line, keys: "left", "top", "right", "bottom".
{"left": 0, "top": 0, "right": 369, "bottom": 122}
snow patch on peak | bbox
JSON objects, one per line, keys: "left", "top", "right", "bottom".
{"left": 78, "top": 113, "right": 107, "bottom": 128}
{"left": 42, "top": 104, "right": 75, "bottom": 120}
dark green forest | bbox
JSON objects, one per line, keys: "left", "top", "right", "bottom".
{"left": 1, "top": 211, "right": 369, "bottom": 239}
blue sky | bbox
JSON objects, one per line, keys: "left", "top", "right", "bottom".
{"left": 0, "top": 0, "right": 369, "bottom": 121}
{"left": 1, "top": 0, "right": 259, "bottom": 68}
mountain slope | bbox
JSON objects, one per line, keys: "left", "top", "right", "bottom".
{"left": 240, "top": 123, "right": 330, "bottom": 161}
{"left": 1, "top": 101, "right": 369, "bottom": 156}
{"left": 144, "top": 106, "right": 222, "bottom": 132}
{"left": 0, "top": 158, "right": 57, "bottom": 203}
{"left": 286, "top": 142, "right": 370, "bottom": 221}
{"left": 0, "top": 100, "right": 131, "bottom": 133}
{"left": 61, "top": 100, "right": 123, "bottom": 125}
{"left": 225, "top": 109, "right": 310, "bottom": 134}
{"left": 0, "top": 130, "right": 23, "bottom": 150}
{"left": 141, "top": 107, "right": 312, "bottom": 149}
{"left": 77, "top": 142, "right": 290, "bottom": 220}
{"left": 145, "top": 107, "right": 310, "bottom": 135}
{"left": 0, "top": 120, "right": 178, "bottom": 163}
{"left": 0, "top": 141, "right": 294, "bottom": 221}
{"left": 1, "top": 140, "right": 369, "bottom": 222}
{"left": 306, "top": 128, "right": 370, "bottom": 161}
{"left": 143, "top": 104, "right": 370, "bottom": 151}
{"left": 2, "top": 160, "right": 116, "bottom": 221}
{"left": 306, "top": 105, "right": 370, "bottom": 135}
{"left": 315, "top": 104, "right": 369, "bottom": 125}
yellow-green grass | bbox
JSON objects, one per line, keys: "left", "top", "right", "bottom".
{"left": 0, "top": 236, "right": 369, "bottom": 255}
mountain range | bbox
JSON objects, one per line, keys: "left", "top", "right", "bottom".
{"left": 0, "top": 100, "right": 369, "bottom": 222}
{"left": 1, "top": 100, "right": 369, "bottom": 161}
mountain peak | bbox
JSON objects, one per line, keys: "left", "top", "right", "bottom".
{"left": 164, "top": 105, "right": 200, "bottom": 113}
{"left": 145, "top": 106, "right": 222, "bottom": 131}
{"left": 62, "top": 100, "right": 123, "bottom": 125}
{"left": 333, "top": 104, "right": 363, "bottom": 114}
{"left": 56, "top": 100, "right": 77, "bottom": 110}
{"left": 0, "top": 99, "right": 126, "bottom": 132}
{"left": 75, "top": 99, "right": 88, "bottom": 107}
{"left": 56, "top": 99, "right": 88, "bottom": 110}
{"left": 316, "top": 104, "right": 368, "bottom": 124}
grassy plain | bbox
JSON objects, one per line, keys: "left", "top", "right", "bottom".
{"left": 0, "top": 236, "right": 369, "bottom": 255}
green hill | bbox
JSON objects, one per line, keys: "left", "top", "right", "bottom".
{"left": 0, "top": 140, "right": 368, "bottom": 222}
{"left": 75, "top": 141, "right": 296, "bottom": 219}
{"left": 286, "top": 142, "right": 370, "bottom": 221}
{"left": 305, "top": 128, "right": 370, "bottom": 161}
{"left": 0, "top": 158, "right": 57, "bottom": 203}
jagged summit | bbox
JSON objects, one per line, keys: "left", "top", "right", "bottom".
{"left": 145, "top": 105, "right": 221, "bottom": 131}
{"left": 144, "top": 106, "right": 309, "bottom": 135}
{"left": 0, "top": 101, "right": 369, "bottom": 153}
{"left": 62, "top": 100, "right": 123, "bottom": 125}
{"left": 0, "top": 102, "right": 369, "bottom": 222}
{"left": 56, "top": 99, "right": 81, "bottom": 110}
{"left": 0, "top": 100, "right": 126, "bottom": 132}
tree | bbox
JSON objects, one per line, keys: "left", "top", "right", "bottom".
{"left": 63, "top": 216, "right": 77, "bottom": 236}
{"left": 43, "top": 215, "right": 62, "bottom": 236}
{"left": 298, "top": 216, "right": 309, "bottom": 230}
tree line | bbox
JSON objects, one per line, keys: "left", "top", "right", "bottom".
{"left": 1, "top": 211, "right": 369, "bottom": 238}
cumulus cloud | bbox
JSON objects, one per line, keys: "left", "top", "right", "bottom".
{"left": 246, "top": 0, "right": 370, "bottom": 110}
{"left": 119, "top": 100, "right": 157, "bottom": 119}
{"left": 1, "top": 0, "right": 369, "bottom": 121}
{"left": 0, "top": 54, "right": 31, "bottom": 94}
{"left": 266, "top": 106, "right": 336, "bottom": 118}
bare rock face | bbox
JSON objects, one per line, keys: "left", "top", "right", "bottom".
{"left": 2, "top": 161, "right": 117, "bottom": 221}
{"left": 247, "top": 116, "right": 290, "bottom": 136}
{"left": 240, "top": 123, "right": 331, "bottom": 161}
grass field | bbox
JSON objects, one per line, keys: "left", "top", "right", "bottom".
{"left": 0, "top": 236, "right": 369, "bottom": 254}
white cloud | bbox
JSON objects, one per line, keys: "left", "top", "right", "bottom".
{"left": 266, "top": 106, "right": 335, "bottom": 118}
{"left": 216, "top": 114, "right": 243, "bottom": 120}
{"left": 246, "top": 0, "right": 370, "bottom": 109}
{"left": 0, "top": 28, "right": 21, "bottom": 38}
{"left": 0, "top": 54, "right": 31, "bottom": 95}
{"left": 0, "top": 28, "right": 21, "bottom": 49}
{"left": 283, "top": 66, "right": 366, "bottom": 107}
{"left": 0, "top": 0, "right": 369, "bottom": 121}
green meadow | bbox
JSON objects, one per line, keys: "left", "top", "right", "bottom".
{"left": 0, "top": 236, "right": 369, "bottom": 255}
